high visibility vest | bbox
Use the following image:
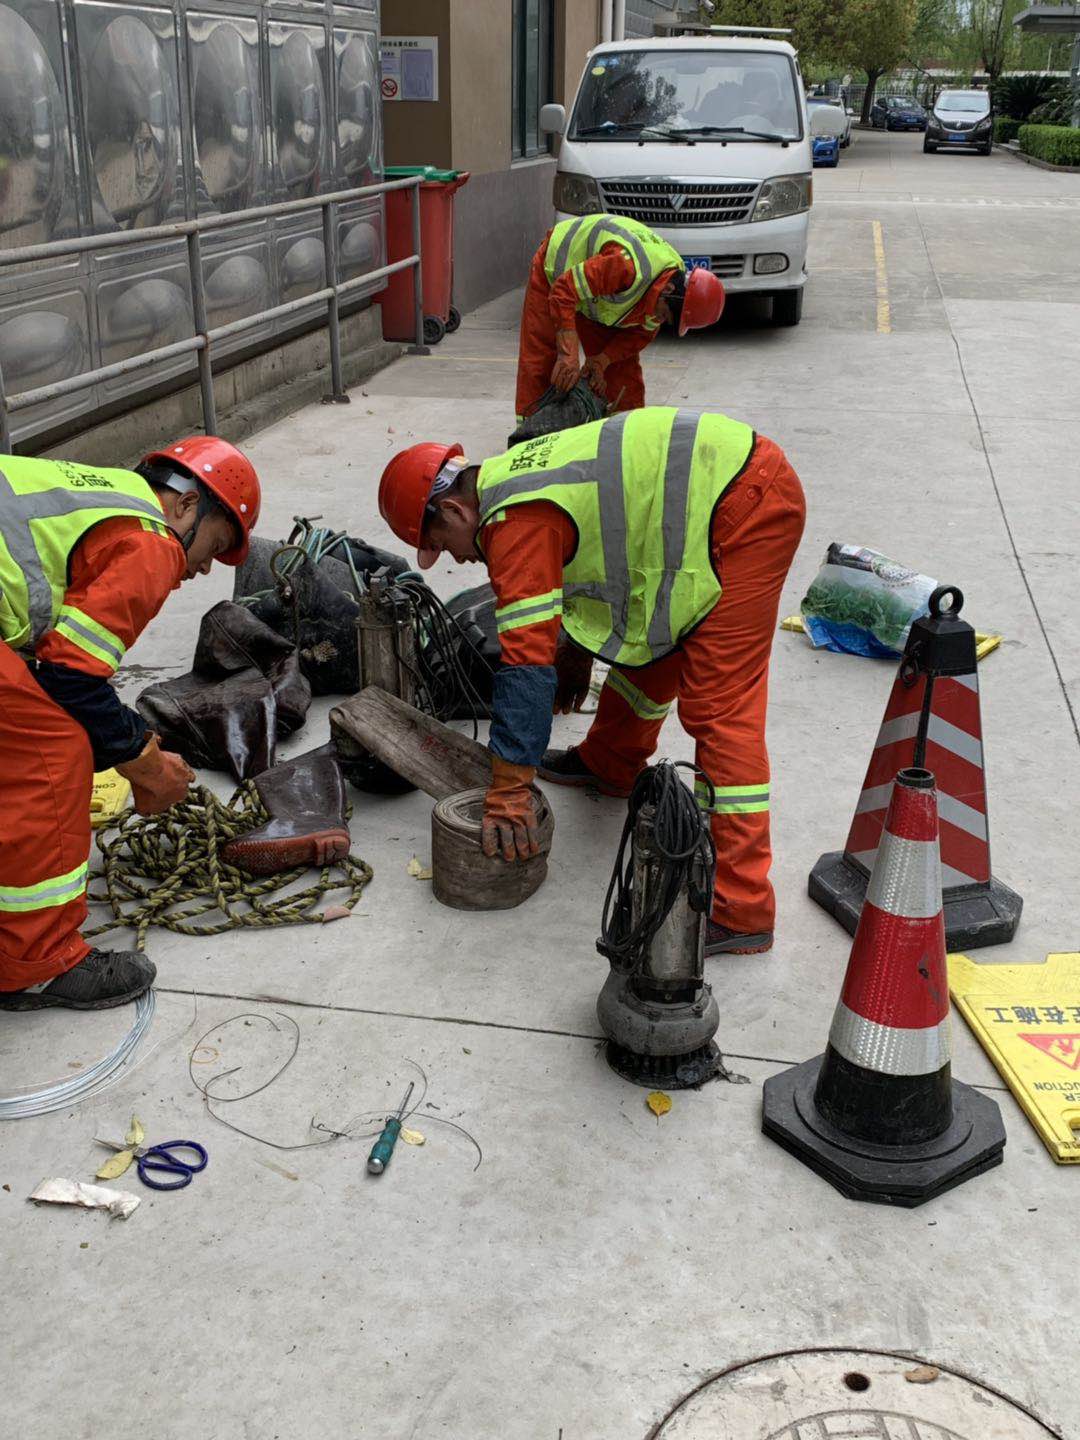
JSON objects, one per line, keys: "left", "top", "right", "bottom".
{"left": 476, "top": 408, "right": 754, "bottom": 667}
{"left": 0, "top": 455, "right": 173, "bottom": 650}
{"left": 543, "top": 214, "right": 685, "bottom": 330}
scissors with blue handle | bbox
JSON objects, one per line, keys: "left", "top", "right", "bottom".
{"left": 96, "top": 1137, "right": 209, "bottom": 1191}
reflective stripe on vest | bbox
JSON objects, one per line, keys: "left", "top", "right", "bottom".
{"left": 476, "top": 407, "right": 755, "bottom": 667}
{"left": 544, "top": 215, "right": 685, "bottom": 328}
{"left": 0, "top": 457, "right": 169, "bottom": 649}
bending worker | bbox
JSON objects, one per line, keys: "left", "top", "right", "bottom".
{"left": 379, "top": 407, "right": 805, "bottom": 955}
{"left": 516, "top": 214, "right": 726, "bottom": 422}
{"left": 0, "top": 438, "right": 260, "bottom": 1011}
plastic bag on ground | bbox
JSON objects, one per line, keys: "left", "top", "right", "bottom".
{"left": 800, "top": 544, "right": 939, "bottom": 659}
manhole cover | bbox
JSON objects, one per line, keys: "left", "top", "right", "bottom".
{"left": 651, "top": 1349, "right": 1061, "bottom": 1439}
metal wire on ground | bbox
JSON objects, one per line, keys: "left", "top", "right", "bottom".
{"left": 596, "top": 760, "right": 716, "bottom": 974}
{"left": 0, "top": 989, "right": 157, "bottom": 1120}
{"left": 86, "top": 784, "right": 374, "bottom": 950}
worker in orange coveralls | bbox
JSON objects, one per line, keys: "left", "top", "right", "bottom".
{"left": 378, "top": 407, "right": 805, "bottom": 956}
{"left": 515, "top": 213, "right": 726, "bottom": 422}
{"left": 0, "top": 437, "right": 261, "bottom": 1011}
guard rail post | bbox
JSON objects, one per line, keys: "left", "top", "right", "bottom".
{"left": 407, "top": 175, "right": 430, "bottom": 357}
{"left": 186, "top": 229, "right": 218, "bottom": 434}
{"left": 322, "top": 199, "right": 350, "bottom": 405}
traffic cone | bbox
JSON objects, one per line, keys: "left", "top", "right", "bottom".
{"left": 764, "top": 766, "right": 1006, "bottom": 1207}
{"left": 809, "top": 585, "right": 1021, "bottom": 950}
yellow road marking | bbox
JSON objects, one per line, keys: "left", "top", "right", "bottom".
{"left": 872, "top": 220, "right": 891, "bottom": 333}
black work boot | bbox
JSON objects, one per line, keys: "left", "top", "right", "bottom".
{"left": 537, "top": 747, "right": 632, "bottom": 798}
{"left": 222, "top": 744, "right": 351, "bottom": 876}
{"left": 704, "top": 920, "right": 774, "bottom": 957}
{"left": 0, "top": 948, "right": 156, "bottom": 1011}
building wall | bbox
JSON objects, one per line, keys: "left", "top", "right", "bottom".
{"left": 381, "top": 0, "right": 601, "bottom": 315}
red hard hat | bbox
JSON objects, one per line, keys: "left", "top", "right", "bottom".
{"left": 679, "top": 268, "right": 726, "bottom": 335}
{"left": 141, "top": 435, "right": 261, "bottom": 565}
{"left": 378, "top": 441, "right": 465, "bottom": 569}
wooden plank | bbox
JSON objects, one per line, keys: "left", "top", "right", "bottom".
{"left": 330, "top": 687, "right": 492, "bottom": 801}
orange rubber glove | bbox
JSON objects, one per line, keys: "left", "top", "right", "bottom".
{"left": 115, "top": 733, "right": 195, "bottom": 816}
{"left": 482, "top": 756, "right": 541, "bottom": 863}
{"left": 554, "top": 634, "right": 594, "bottom": 714}
{"left": 550, "top": 328, "right": 582, "bottom": 393}
{"left": 581, "top": 352, "right": 611, "bottom": 397}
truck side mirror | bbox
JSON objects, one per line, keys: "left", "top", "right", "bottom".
{"left": 540, "top": 103, "right": 566, "bottom": 134}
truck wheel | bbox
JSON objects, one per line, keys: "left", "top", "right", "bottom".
{"left": 772, "top": 290, "right": 803, "bottom": 327}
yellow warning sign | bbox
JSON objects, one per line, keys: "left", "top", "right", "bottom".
{"left": 90, "top": 769, "right": 131, "bottom": 830}
{"left": 948, "top": 950, "right": 1080, "bottom": 1164}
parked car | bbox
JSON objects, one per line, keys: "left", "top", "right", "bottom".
{"left": 812, "top": 134, "right": 840, "bottom": 167}
{"left": 924, "top": 89, "right": 993, "bottom": 154}
{"left": 807, "top": 95, "right": 852, "bottom": 147}
{"left": 870, "top": 96, "right": 927, "bottom": 131}
{"left": 542, "top": 31, "right": 813, "bottom": 327}
{"left": 808, "top": 103, "right": 843, "bottom": 167}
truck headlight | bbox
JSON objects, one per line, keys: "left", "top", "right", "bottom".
{"left": 553, "top": 171, "right": 602, "bottom": 215}
{"left": 751, "top": 173, "right": 811, "bottom": 223}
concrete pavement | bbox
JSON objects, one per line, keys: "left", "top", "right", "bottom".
{"left": 3, "top": 129, "right": 1078, "bottom": 1439}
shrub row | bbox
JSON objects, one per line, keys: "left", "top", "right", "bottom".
{"left": 1018, "top": 124, "right": 1080, "bottom": 167}
{"left": 993, "top": 116, "right": 1021, "bottom": 144}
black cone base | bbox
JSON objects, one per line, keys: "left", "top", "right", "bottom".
{"left": 605, "top": 1040, "right": 723, "bottom": 1090}
{"left": 809, "top": 850, "right": 1022, "bottom": 951}
{"left": 762, "top": 1056, "right": 1006, "bottom": 1208}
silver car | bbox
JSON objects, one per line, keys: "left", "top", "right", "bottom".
{"left": 924, "top": 90, "right": 994, "bottom": 154}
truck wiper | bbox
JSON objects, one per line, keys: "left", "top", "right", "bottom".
{"left": 676, "top": 125, "right": 789, "bottom": 143}
{"left": 636, "top": 125, "right": 696, "bottom": 144}
{"left": 574, "top": 122, "right": 643, "bottom": 137}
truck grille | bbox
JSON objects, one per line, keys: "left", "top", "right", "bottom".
{"left": 599, "top": 179, "right": 758, "bottom": 227}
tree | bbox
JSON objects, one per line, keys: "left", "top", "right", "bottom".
{"left": 840, "top": 0, "right": 918, "bottom": 121}
{"left": 696, "top": 0, "right": 852, "bottom": 68}
{"left": 968, "top": 0, "right": 1012, "bottom": 84}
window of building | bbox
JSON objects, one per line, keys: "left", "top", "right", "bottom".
{"left": 512, "top": 0, "right": 554, "bottom": 159}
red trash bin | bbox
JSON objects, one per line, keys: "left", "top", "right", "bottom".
{"left": 378, "top": 166, "right": 470, "bottom": 345}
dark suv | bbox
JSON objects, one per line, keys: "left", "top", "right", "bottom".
{"left": 870, "top": 96, "right": 927, "bottom": 131}
{"left": 924, "top": 89, "right": 993, "bottom": 154}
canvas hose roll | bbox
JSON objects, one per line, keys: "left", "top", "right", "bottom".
{"left": 86, "top": 784, "right": 373, "bottom": 949}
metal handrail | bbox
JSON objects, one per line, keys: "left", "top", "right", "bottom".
{"left": 0, "top": 174, "right": 428, "bottom": 451}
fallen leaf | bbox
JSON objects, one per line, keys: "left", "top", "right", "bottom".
{"left": 321, "top": 904, "right": 352, "bottom": 922}
{"left": 646, "top": 1091, "right": 672, "bottom": 1119}
{"left": 126, "top": 1116, "right": 145, "bottom": 1148}
{"left": 904, "top": 1366, "right": 940, "bottom": 1385}
{"left": 462, "top": 1047, "right": 472, "bottom": 1055}
{"left": 400, "top": 1128, "right": 425, "bottom": 1146}
{"left": 95, "top": 1150, "right": 134, "bottom": 1181}
{"left": 406, "top": 856, "right": 433, "bottom": 881}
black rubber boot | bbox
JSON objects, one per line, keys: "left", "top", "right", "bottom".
{"left": 221, "top": 744, "right": 351, "bottom": 876}
{"left": 0, "top": 948, "right": 156, "bottom": 1011}
{"left": 537, "top": 747, "right": 632, "bottom": 798}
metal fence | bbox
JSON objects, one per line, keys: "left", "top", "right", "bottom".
{"left": 0, "top": 173, "right": 425, "bottom": 452}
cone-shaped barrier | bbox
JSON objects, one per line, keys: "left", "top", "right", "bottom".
{"left": 809, "top": 586, "right": 1021, "bottom": 950}
{"left": 765, "top": 766, "right": 1006, "bottom": 1207}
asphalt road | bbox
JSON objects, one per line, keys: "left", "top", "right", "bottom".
{"left": 4, "top": 128, "right": 1079, "bottom": 1440}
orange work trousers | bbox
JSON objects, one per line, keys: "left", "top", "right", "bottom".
{"left": 0, "top": 642, "right": 93, "bottom": 990}
{"left": 515, "top": 248, "right": 647, "bottom": 419}
{"left": 577, "top": 440, "right": 806, "bottom": 934}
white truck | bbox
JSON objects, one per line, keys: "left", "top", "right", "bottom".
{"left": 541, "top": 29, "right": 813, "bottom": 326}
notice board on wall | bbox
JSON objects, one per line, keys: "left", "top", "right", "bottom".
{"left": 381, "top": 37, "right": 438, "bottom": 102}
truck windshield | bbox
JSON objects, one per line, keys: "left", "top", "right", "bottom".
{"left": 570, "top": 49, "right": 803, "bottom": 142}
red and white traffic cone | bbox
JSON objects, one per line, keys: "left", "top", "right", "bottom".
{"left": 810, "top": 586, "right": 1021, "bottom": 950}
{"left": 765, "top": 766, "right": 1005, "bottom": 1207}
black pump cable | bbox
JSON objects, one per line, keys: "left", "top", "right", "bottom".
{"left": 596, "top": 760, "right": 716, "bottom": 974}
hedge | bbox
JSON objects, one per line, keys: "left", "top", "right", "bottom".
{"left": 993, "top": 116, "right": 1021, "bottom": 144}
{"left": 1018, "top": 124, "right": 1080, "bottom": 167}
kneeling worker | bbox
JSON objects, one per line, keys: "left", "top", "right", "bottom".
{"left": 0, "top": 438, "right": 260, "bottom": 1010}
{"left": 378, "top": 408, "right": 805, "bottom": 955}
{"left": 516, "top": 213, "right": 726, "bottom": 422}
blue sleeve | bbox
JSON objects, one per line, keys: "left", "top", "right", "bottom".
{"left": 488, "top": 663, "right": 557, "bottom": 767}
{"left": 35, "top": 661, "right": 148, "bottom": 771}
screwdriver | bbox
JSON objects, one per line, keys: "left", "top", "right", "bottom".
{"left": 367, "top": 1081, "right": 415, "bottom": 1175}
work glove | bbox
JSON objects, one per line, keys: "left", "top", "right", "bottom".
{"left": 581, "top": 352, "right": 611, "bottom": 397}
{"left": 115, "top": 733, "right": 195, "bottom": 816}
{"left": 554, "top": 634, "right": 594, "bottom": 715}
{"left": 550, "top": 328, "right": 582, "bottom": 393}
{"left": 482, "top": 756, "right": 541, "bottom": 864}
